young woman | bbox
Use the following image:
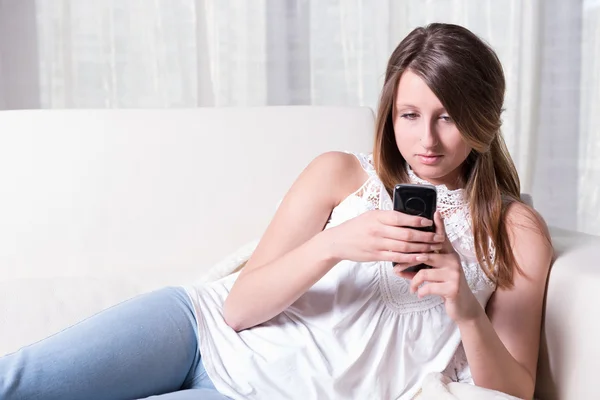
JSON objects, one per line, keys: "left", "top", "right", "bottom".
{"left": 0, "top": 23, "right": 552, "bottom": 400}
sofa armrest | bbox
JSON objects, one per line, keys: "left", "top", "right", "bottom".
{"left": 535, "top": 227, "right": 600, "bottom": 400}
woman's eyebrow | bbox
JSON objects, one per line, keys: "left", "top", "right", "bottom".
{"left": 395, "top": 103, "right": 447, "bottom": 113}
{"left": 395, "top": 103, "right": 420, "bottom": 109}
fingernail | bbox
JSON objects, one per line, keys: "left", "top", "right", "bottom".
{"left": 431, "top": 244, "right": 443, "bottom": 251}
{"left": 416, "top": 255, "right": 428, "bottom": 262}
{"left": 421, "top": 218, "right": 433, "bottom": 227}
{"left": 434, "top": 234, "right": 444, "bottom": 242}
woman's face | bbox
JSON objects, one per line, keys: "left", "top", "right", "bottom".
{"left": 393, "top": 70, "right": 471, "bottom": 189}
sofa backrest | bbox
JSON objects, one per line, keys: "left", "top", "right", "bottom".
{"left": 0, "top": 107, "right": 375, "bottom": 284}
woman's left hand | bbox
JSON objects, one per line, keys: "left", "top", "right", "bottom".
{"left": 395, "top": 211, "right": 483, "bottom": 324}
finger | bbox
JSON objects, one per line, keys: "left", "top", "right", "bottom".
{"left": 378, "top": 210, "right": 434, "bottom": 229}
{"left": 377, "top": 251, "right": 421, "bottom": 265}
{"left": 378, "top": 225, "right": 444, "bottom": 244}
{"left": 409, "top": 267, "right": 451, "bottom": 293}
{"left": 417, "top": 282, "right": 454, "bottom": 299}
{"left": 433, "top": 211, "right": 453, "bottom": 253}
{"left": 377, "top": 238, "right": 443, "bottom": 254}
{"left": 392, "top": 262, "right": 420, "bottom": 270}
{"left": 413, "top": 252, "right": 456, "bottom": 268}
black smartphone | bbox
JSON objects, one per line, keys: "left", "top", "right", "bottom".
{"left": 392, "top": 184, "right": 437, "bottom": 273}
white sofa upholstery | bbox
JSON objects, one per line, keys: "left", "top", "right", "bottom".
{"left": 0, "top": 107, "right": 598, "bottom": 399}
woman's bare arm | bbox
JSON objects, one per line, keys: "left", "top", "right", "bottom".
{"left": 223, "top": 151, "right": 366, "bottom": 331}
{"left": 459, "top": 204, "right": 552, "bottom": 399}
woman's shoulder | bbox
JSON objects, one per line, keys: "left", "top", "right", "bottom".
{"left": 503, "top": 200, "right": 549, "bottom": 237}
{"left": 503, "top": 200, "right": 553, "bottom": 273}
{"left": 309, "top": 151, "right": 369, "bottom": 172}
{"left": 309, "top": 150, "right": 360, "bottom": 170}
{"left": 305, "top": 151, "right": 372, "bottom": 204}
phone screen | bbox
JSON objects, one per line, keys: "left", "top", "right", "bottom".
{"left": 392, "top": 184, "right": 437, "bottom": 232}
{"left": 392, "top": 184, "right": 437, "bottom": 272}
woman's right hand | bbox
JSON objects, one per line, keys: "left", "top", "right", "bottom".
{"left": 326, "top": 210, "right": 445, "bottom": 267}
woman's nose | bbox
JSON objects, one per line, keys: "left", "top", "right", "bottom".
{"left": 419, "top": 120, "right": 439, "bottom": 148}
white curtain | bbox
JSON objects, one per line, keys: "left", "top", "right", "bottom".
{"left": 0, "top": 0, "right": 598, "bottom": 235}
{"left": 580, "top": 0, "right": 600, "bottom": 235}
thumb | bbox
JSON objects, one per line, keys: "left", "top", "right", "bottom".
{"left": 433, "top": 211, "right": 453, "bottom": 253}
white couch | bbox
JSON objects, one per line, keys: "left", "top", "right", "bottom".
{"left": 0, "top": 107, "right": 598, "bottom": 399}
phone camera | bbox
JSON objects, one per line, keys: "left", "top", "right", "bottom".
{"left": 405, "top": 197, "right": 426, "bottom": 216}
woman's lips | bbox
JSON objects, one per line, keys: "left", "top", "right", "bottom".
{"left": 417, "top": 154, "right": 443, "bottom": 165}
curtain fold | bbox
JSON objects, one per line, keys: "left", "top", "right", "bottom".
{"left": 579, "top": 0, "right": 600, "bottom": 235}
{"left": 0, "top": 0, "right": 40, "bottom": 109}
{"left": 194, "top": 0, "right": 215, "bottom": 106}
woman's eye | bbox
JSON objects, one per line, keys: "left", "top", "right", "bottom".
{"left": 440, "top": 115, "right": 452, "bottom": 122}
{"left": 401, "top": 113, "right": 418, "bottom": 120}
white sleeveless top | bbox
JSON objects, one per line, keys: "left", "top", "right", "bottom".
{"left": 184, "top": 153, "right": 497, "bottom": 400}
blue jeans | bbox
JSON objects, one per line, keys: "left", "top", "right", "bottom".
{"left": 0, "top": 286, "right": 229, "bottom": 400}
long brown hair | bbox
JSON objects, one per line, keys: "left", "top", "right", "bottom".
{"left": 373, "top": 23, "right": 541, "bottom": 288}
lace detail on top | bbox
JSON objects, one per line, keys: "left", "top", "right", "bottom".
{"left": 353, "top": 151, "right": 377, "bottom": 177}
{"left": 378, "top": 262, "right": 445, "bottom": 313}
{"left": 349, "top": 151, "right": 386, "bottom": 212}
{"left": 344, "top": 152, "right": 444, "bottom": 313}
{"left": 407, "top": 167, "right": 497, "bottom": 281}
{"left": 348, "top": 152, "right": 496, "bottom": 303}
{"left": 406, "top": 166, "right": 496, "bottom": 291}
{"left": 346, "top": 152, "right": 496, "bottom": 387}
{"left": 353, "top": 176, "right": 382, "bottom": 211}
{"left": 406, "top": 167, "right": 465, "bottom": 220}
